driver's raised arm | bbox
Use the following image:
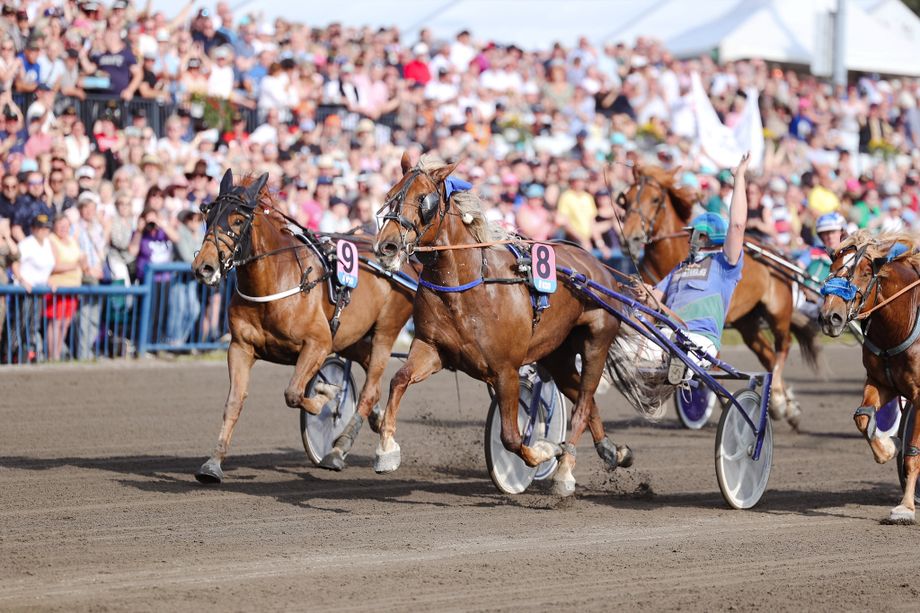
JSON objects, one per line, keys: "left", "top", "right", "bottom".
{"left": 723, "top": 152, "right": 751, "bottom": 266}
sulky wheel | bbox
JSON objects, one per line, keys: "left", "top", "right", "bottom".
{"left": 301, "top": 356, "right": 358, "bottom": 466}
{"left": 715, "top": 389, "right": 773, "bottom": 509}
{"left": 485, "top": 368, "right": 567, "bottom": 494}
{"left": 897, "top": 402, "right": 919, "bottom": 504}
{"left": 675, "top": 385, "right": 718, "bottom": 430}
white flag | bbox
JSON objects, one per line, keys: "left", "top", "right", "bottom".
{"left": 691, "top": 72, "right": 764, "bottom": 171}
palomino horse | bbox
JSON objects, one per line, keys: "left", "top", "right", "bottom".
{"left": 819, "top": 230, "right": 920, "bottom": 523}
{"left": 373, "top": 153, "right": 637, "bottom": 496}
{"left": 191, "top": 170, "right": 417, "bottom": 483}
{"left": 619, "top": 164, "right": 819, "bottom": 428}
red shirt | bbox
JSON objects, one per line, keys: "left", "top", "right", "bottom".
{"left": 403, "top": 60, "right": 431, "bottom": 85}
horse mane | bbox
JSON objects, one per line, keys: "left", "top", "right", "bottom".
{"left": 837, "top": 229, "right": 920, "bottom": 272}
{"left": 634, "top": 164, "right": 699, "bottom": 221}
{"left": 417, "top": 153, "right": 513, "bottom": 245}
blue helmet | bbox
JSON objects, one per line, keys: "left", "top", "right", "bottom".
{"left": 687, "top": 212, "right": 727, "bottom": 245}
{"left": 815, "top": 212, "right": 846, "bottom": 234}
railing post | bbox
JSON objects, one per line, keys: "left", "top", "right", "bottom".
{"left": 137, "top": 272, "right": 155, "bottom": 357}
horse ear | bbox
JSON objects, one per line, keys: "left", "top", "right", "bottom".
{"left": 219, "top": 168, "right": 233, "bottom": 194}
{"left": 632, "top": 162, "right": 642, "bottom": 182}
{"left": 400, "top": 151, "right": 412, "bottom": 175}
{"left": 430, "top": 160, "right": 461, "bottom": 184}
{"left": 248, "top": 173, "right": 269, "bottom": 199}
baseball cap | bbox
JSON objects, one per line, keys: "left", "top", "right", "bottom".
{"left": 716, "top": 169, "right": 733, "bottom": 186}
{"left": 525, "top": 184, "right": 545, "bottom": 199}
{"left": 31, "top": 213, "right": 52, "bottom": 229}
{"left": 76, "top": 165, "right": 96, "bottom": 180}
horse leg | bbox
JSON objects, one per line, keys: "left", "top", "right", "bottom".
{"left": 853, "top": 380, "right": 899, "bottom": 464}
{"left": 285, "top": 340, "right": 332, "bottom": 414}
{"left": 890, "top": 402, "right": 920, "bottom": 523}
{"left": 320, "top": 332, "right": 394, "bottom": 471}
{"left": 374, "top": 339, "right": 442, "bottom": 473}
{"left": 762, "top": 302, "right": 799, "bottom": 430}
{"left": 544, "top": 337, "right": 632, "bottom": 474}
{"left": 195, "top": 342, "right": 255, "bottom": 484}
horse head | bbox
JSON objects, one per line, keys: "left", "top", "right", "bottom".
{"left": 619, "top": 164, "right": 696, "bottom": 257}
{"left": 193, "top": 168, "right": 269, "bottom": 286}
{"left": 375, "top": 151, "right": 459, "bottom": 271}
{"left": 819, "top": 232, "right": 913, "bottom": 337}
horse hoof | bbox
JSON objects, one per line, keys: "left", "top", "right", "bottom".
{"left": 195, "top": 460, "right": 224, "bottom": 484}
{"left": 368, "top": 404, "right": 383, "bottom": 433}
{"left": 786, "top": 406, "right": 802, "bottom": 432}
{"left": 617, "top": 445, "right": 634, "bottom": 469}
{"left": 887, "top": 504, "right": 916, "bottom": 524}
{"left": 374, "top": 443, "right": 401, "bottom": 474}
{"left": 595, "top": 438, "right": 619, "bottom": 469}
{"left": 319, "top": 448, "right": 346, "bottom": 472}
{"left": 552, "top": 475, "right": 576, "bottom": 497}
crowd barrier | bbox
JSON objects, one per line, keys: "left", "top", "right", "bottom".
{"left": 0, "top": 263, "right": 234, "bottom": 365}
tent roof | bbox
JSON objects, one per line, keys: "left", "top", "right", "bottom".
{"left": 153, "top": 0, "right": 920, "bottom": 75}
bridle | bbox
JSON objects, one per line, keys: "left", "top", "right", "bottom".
{"left": 377, "top": 167, "right": 445, "bottom": 256}
{"left": 201, "top": 186, "right": 258, "bottom": 276}
{"left": 618, "top": 175, "right": 672, "bottom": 250}
{"left": 820, "top": 243, "right": 881, "bottom": 323}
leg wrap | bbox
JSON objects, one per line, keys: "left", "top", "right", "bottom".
{"left": 560, "top": 442, "right": 577, "bottom": 457}
{"left": 334, "top": 414, "right": 364, "bottom": 451}
{"left": 854, "top": 406, "right": 878, "bottom": 441}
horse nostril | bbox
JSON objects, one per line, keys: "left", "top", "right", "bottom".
{"left": 377, "top": 241, "right": 398, "bottom": 257}
{"left": 197, "top": 264, "right": 216, "bottom": 280}
{"left": 830, "top": 312, "right": 843, "bottom": 326}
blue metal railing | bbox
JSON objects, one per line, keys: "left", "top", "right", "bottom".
{"left": 138, "top": 262, "right": 235, "bottom": 355}
{"left": 0, "top": 263, "right": 234, "bottom": 365}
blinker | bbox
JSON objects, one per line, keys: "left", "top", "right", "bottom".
{"left": 419, "top": 192, "right": 439, "bottom": 224}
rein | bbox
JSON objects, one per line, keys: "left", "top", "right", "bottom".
{"left": 856, "top": 276, "right": 920, "bottom": 319}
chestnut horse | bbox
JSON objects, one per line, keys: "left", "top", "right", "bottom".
{"left": 373, "top": 153, "right": 637, "bottom": 496}
{"left": 619, "top": 164, "right": 819, "bottom": 429}
{"left": 819, "top": 230, "right": 920, "bottom": 523}
{"left": 191, "top": 170, "right": 416, "bottom": 483}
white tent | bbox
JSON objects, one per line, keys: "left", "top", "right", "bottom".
{"left": 151, "top": 0, "right": 920, "bottom": 75}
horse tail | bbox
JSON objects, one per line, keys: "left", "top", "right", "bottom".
{"left": 790, "top": 309, "right": 822, "bottom": 373}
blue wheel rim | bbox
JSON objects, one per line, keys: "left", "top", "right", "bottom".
{"left": 680, "top": 388, "right": 712, "bottom": 422}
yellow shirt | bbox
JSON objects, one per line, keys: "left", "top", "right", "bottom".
{"left": 557, "top": 189, "right": 597, "bottom": 242}
{"left": 49, "top": 234, "right": 82, "bottom": 288}
{"left": 808, "top": 185, "right": 840, "bottom": 216}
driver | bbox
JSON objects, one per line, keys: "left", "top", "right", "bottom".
{"left": 797, "top": 211, "right": 847, "bottom": 321}
{"left": 645, "top": 153, "right": 750, "bottom": 366}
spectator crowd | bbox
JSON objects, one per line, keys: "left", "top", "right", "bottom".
{"left": 2, "top": 0, "right": 920, "bottom": 360}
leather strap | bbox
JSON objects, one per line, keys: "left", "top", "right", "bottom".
{"left": 854, "top": 405, "right": 878, "bottom": 441}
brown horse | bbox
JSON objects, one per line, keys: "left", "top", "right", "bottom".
{"left": 191, "top": 170, "right": 416, "bottom": 483}
{"left": 373, "top": 153, "right": 637, "bottom": 496}
{"left": 619, "top": 164, "right": 819, "bottom": 429}
{"left": 819, "top": 230, "right": 920, "bottom": 523}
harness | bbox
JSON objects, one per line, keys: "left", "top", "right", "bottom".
{"left": 204, "top": 181, "right": 363, "bottom": 338}
{"left": 822, "top": 242, "right": 920, "bottom": 391}
{"left": 380, "top": 168, "right": 550, "bottom": 325}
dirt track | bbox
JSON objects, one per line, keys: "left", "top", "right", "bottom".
{"left": 1, "top": 344, "right": 918, "bottom": 611}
